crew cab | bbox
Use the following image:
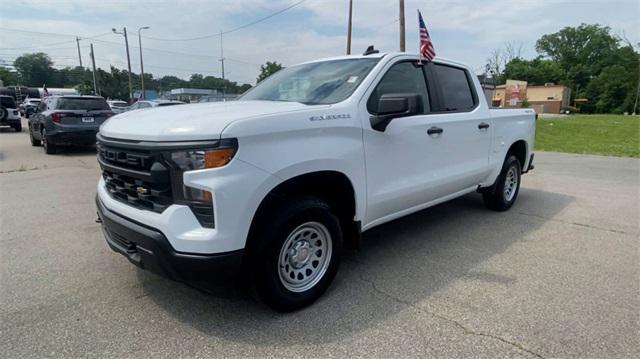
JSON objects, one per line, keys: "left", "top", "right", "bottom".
{"left": 96, "top": 51, "right": 535, "bottom": 311}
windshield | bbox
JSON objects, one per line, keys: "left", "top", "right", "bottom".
{"left": 240, "top": 58, "right": 379, "bottom": 105}
{"left": 55, "top": 97, "right": 110, "bottom": 111}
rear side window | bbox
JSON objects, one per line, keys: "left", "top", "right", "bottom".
{"left": 433, "top": 65, "right": 475, "bottom": 111}
{"left": 0, "top": 96, "right": 16, "bottom": 108}
{"left": 55, "top": 98, "right": 110, "bottom": 110}
{"left": 367, "top": 62, "right": 429, "bottom": 114}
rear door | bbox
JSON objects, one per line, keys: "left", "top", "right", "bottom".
{"left": 424, "top": 63, "right": 493, "bottom": 191}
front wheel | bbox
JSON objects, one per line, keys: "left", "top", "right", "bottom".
{"left": 249, "top": 197, "right": 342, "bottom": 312}
{"left": 29, "top": 126, "right": 41, "bottom": 146}
{"left": 483, "top": 155, "right": 522, "bottom": 211}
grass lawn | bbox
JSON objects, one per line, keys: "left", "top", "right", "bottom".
{"left": 535, "top": 114, "right": 640, "bottom": 157}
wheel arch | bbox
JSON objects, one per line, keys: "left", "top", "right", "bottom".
{"left": 507, "top": 139, "right": 528, "bottom": 170}
{"left": 247, "top": 170, "right": 361, "bottom": 252}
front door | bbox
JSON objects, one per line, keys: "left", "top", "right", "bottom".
{"left": 361, "top": 60, "right": 442, "bottom": 226}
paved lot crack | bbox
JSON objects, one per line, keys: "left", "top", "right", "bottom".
{"left": 359, "top": 274, "right": 545, "bottom": 359}
{"left": 517, "top": 211, "right": 627, "bottom": 235}
{"left": 0, "top": 164, "right": 46, "bottom": 174}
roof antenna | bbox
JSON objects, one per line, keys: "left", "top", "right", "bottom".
{"left": 363, "top": 45, "right": 379, "bottom": 56}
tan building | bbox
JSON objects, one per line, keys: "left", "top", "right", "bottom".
{"left": 492, "top": 80, "right": 571, "bottom": 114}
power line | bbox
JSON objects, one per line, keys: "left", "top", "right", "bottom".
{"left": 0, "top": 29, "right": 112, "bottom": 50}
{"left": 0, "top": 27, "right": 255, "bottom": 61}
{"left": 140, "top": 0, "right": 309, "bottom": 42}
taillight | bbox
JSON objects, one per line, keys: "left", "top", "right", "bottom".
{"left": 51, "top": 112, "right": 74, "bottom": 123}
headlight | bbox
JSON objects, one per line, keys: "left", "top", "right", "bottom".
{"left": 170, "top": 147, "right": 236, "bottom": 171}
{"left": 167, "top": 140, "right": 237, "bottom": 214}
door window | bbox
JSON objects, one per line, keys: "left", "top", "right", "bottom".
{"left": 433, "top": 64, "right": 476, "bottom": 111}
{"left": 367, "top": 62, "right": 429, "bottom": 114}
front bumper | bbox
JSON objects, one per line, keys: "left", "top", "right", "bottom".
{"left": 96, "top": 195, "right": 244, "bottom": 282}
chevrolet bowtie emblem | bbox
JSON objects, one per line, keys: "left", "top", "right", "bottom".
{"left": 136, "top": 186, "right": 149, "bottom": 195}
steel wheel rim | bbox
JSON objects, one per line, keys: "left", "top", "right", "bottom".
{"left": 503, "top": 166, "right": 518, "bottom": 202}
{"left": 278, "top": 221, "right": 333, "bottom": 293}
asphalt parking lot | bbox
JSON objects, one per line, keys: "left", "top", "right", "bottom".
{"left": 1, "top": 118, "right": 638, "bottom": 358}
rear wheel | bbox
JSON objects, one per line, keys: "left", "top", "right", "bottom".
{"left": 483, "top": 155, "right": 521, "bottom": 211}
{"left": 12, "top": 123, "right": 22, "bottom": 132}
{"left": 249, "top": 197, "right": 342, "bottom": 312}
{"left": 42, "top": 129, "right": 57, "bottom": 154}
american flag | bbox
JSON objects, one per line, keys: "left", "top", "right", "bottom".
{"left": 418, "top": 11, "right": 436, "bottom": 61}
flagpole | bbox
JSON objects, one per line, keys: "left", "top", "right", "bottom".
{"left": 417, "top": 10, "right": 422, "bottom": 65}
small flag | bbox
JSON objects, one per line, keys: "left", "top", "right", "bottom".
{"left": 43, "top": 84, "right": 49, "bottom": 97}
{"left": 418, "top": 11, "right": 436, "bottom": 61}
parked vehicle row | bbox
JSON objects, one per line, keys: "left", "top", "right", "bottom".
{"left": 16, "top": 96, "right": 186, "bottom": 154}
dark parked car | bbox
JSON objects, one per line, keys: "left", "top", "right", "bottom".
{"left": 28, "top": 95, "right": 113, "bottom": 154}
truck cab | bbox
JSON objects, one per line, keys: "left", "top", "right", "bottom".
{"left": 96, "top": 51, "right": 535, "bottom": 311}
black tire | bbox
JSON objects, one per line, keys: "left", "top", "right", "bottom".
{"left": 483, "top": 155, "right": 522, "bottom": 211}
{"left": 0, "top": 106, "right": 7, "bottom": 121}
{"left": 12, "top": 123, "right": 22, "bottom": 132}
{"left": 42, "top": 129, "right": 57, "bottom": 154}
{"left": 248, "top": 197, "right": 342, "bottom": 312}
{"left": 29, "top": 126, "right": 41, "bottom": 146}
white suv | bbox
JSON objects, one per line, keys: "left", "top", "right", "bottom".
{"left": 96, "top": 51, "right": 535, "bottom": 311}
{"left": 0, "top": 95, "right": 22, "bottom": 132}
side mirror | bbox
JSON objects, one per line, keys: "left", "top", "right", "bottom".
{"left": 370, "top": 93, "right": 421, "bottom": 131}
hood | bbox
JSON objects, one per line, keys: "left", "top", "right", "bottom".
{"left": 99, "top": 100, "right": 311, "bottom": 141}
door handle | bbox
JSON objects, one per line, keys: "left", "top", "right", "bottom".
{"left": 478, "top": 122, "right": 490, "bottom": 130}
{"left": 427, "top": 126, "right": 443, "bottom": 135}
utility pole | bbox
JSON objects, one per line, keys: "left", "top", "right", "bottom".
{"left": 112, "top": 27, "right": 133, "bottom": 102}
{"left": 219, "top": 29, "right": 226, "bottom": 97}
{"left": 90, "top": 43, "right": 98, "bottom": 95}
{"left": 138, "top": 26, "right": 150, "bottom": 100}
{"left": 634, "top": 46, "right": 640, "bottom": 115}
{"left": 399, "top": 0, "right": 406, "bottom": 52}
{"left": 346, "top": 0, "right": 353, "bottom": 55}
{"left": 75, "top": 37, "right": 83, "bottom": 68}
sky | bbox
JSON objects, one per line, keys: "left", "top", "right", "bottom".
{"left": 0, "top": 0, "right": 638, "bottom": 85}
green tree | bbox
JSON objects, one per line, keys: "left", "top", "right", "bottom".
{"left": 256, "top": 61, "right": 283, "bottom": 83}
{"left": 13, "top": 53, "right": 55, "bottom": 87}
{"left": 503, "top": 57, "right": 564, "bottom": 85}
{"left": 535, "top": 24, "right": 619, "bottom": 94}
{"left": 0, "top": 66, "right": 18, "bottom": 85}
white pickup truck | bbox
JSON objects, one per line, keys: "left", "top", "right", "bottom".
{"left": 96, "top": 50, "right": 535, "bottom": 311}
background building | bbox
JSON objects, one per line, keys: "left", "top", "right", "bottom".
{"left": 493, "top": 80, "right": 571, "bottom": 113}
